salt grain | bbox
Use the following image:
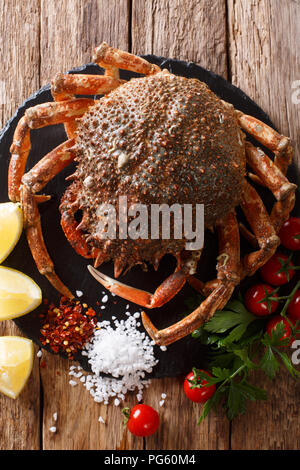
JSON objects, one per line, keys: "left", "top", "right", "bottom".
{"left": 76, "top": 290, "right": 83, "bottom": 297}
{"left": 37, "top": 350, "right": 42, "bottom": 358}
{"left": 69, "top": 380, "right": 77, "bottom": 387}
{"left": 78, "top": 313, "right": 158, "bottom": 405}
{"left": 98, "top": 416, "right": 105, "bottom": 424}
{"left": 159, "top": 400, "right": 165, "bottom": 407}
{"left": 53, "top": 412, "right": 58, "bottom": 421}
{"left": 102, "top": 295, "right": 108, "bottom": 303}
{"left": 161, "top": 393, "right": 167, "bottom": 399}
{"left": 49, "top": 426, "right": 56, "bottom": 433}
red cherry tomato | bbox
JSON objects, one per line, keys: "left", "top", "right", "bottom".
{"left": 184, "top": 370, "right": 216, "bottom": 403}
{"left": 245, "top": 283, "right": 279, "bottom": 316}
{"left": 126, "top": 404, "right": 160, "bottom": 437}
{"left": 279, "top": 217, "right": 300, "bottom": 251}
{"left": 287, "top": 289, "right": 300, "bottom": 321}
{"left": 260, "top": 252, "right": 295, "bottom": 286}
{"left": 266, "top": 315, "right": 292, "bottom": 344}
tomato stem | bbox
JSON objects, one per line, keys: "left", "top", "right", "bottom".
{"left": 280, "top": 279, "right": 300, "bottom": 319}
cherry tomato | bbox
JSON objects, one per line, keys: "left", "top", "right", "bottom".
{"left": 287, "top": 289, "right": 300, "bottom": 321}
{"left": 184, "top": 370, "right": 216, "bottom": 403}
{"left": 125, "top": 404, "right": 160, "bottom": 437}
{"left": 266, "top": 315, "right": 292, "bottom": 344}
{"left": 260, "top": 252, "right": 295, "bottom": 286}
{"left": 279, "top": 217, "right": 300, "bottom": 251}
{"left": 245, "top": 283, "right": 279, "bottom": 316}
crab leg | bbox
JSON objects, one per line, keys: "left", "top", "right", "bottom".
{"left": 22, "top": 138, "right": 76, "bottom": 193}
{"left": 142, "top": 211, "right": 240, "bottom": 346}
{"left": 21, "top": 185, "right": 73, "bottom": 298}
{"left": 8, "top": 99, "right": 94, "bottom": 202}
{"left": 51, "top": 73, "right": 125, "bottom": 138}
{"left": 9, "top": 117, "right": 31, "bottom": 202}
{"left": 60, "top": 188, "right": 99, "bottom": 260}
{"left": 236, "top": 111, "right": 293, "bottom": 176}
{"left": 239, "top": 142, "right": 296, "bottom": 246}
{"left": 240, "top": 182, "right": 280, "bottom": 277}
{"left": 245, "top": 142, "right": 297, "bottom": 201}
{"left": 51, "top": 73, "right": 125, "bottom": 97}
{"left": 93, "top": 42, "right": 161, "bottom": 76}
{"left": 88, "top": 264, "right": 187, "bottom": 309}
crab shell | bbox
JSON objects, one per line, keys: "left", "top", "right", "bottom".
{"left": 62, "top": 69, "right": 246, "bottom": 275}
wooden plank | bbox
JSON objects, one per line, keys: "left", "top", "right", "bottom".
{"left": 227, "top": 0, "right": 300, "bottom": 450}
{"left": 0, "top": 0, "right": 41, "bottom": 451}
{"left": 143, "top": 377, "right": 229, "bottom": 450}
{"left": 132, "top": 0, "right": 230, "bottom": 450}
{"left": 0, "top": 0, "right": 40, "bottom": 128}
{"left": 39, "top": 0, "right": 139, "bottom": 450}
{"left": 132, "top": 0, "right": 228, "bottom": 78}
{"left": 40, "top": 354, "right": 143, "bottom": 450}
{"left": 227, "top": 0, "right": 300, "bottom": 167}
{"left": 40, "top": 0, "right": 130, "bottom": 84}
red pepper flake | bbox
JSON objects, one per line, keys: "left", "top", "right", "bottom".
{"left": 40, "top": 360, "right": 47, "bottom": 368}
{"left": 40, "top": 296, "right": 98, "bottom": 359}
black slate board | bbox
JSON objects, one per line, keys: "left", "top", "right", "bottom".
{"left": 0, "top": 56, "right": 299, "bottom": 378}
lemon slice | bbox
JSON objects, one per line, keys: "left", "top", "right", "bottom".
{"left": 0, "top": 336, "right": 34, "bottom": 399}
{"left": 0, "top": 266, "right": 42, "bottom": 321}
{"left": 0, "top": 202, "right": 23, "bottom": 263}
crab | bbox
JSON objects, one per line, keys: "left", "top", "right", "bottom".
{"left": 8, "top": 43, "right": 297, "bottom": 346}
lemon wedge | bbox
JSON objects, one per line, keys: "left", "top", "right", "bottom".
{"left": 0, "top": 202, "right": 23, "bottom": 263}
{"left": 0, "top": 336, "right": 34, "bottom": 399}
{"left": 0, "top": 266, "right": 42, "bottom": 321}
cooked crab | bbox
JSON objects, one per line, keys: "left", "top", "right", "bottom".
{"left": 8, "top": 43, "right": 296, "bottom": 345}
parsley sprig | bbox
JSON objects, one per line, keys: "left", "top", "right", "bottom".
{"left": 189, "top": 280, "right": 300, "bottom": 424}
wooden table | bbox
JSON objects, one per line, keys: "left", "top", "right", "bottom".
{"left": 0, "top": 0, "right": 299, "bottom": 451}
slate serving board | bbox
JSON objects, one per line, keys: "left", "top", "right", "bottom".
{"left": 0, "top": 56, "right": 298, "bottom": 378}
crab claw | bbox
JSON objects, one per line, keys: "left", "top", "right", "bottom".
{"left": 87, "top": 265, "right": 187, "bottom": 309}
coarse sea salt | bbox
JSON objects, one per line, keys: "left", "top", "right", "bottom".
{"left": 74, "top": 313, "right": 158, "bottom": 405}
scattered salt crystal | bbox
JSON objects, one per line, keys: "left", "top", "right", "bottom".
{"left": 69, "top": 380, "right": 77, "bottom": 387}
{"left": 53, "top": 412, "right": 57, "bottom": 421}
{"left": 126, "top": 304, "right": 130, "bottom": 309}
{"left": 160, "top": 346, "right": 167, "bottom": 352}
{"left": 98, "top": 416, "right": 105, "bottom": 424}
{"left": 49, "top": 426, "right": 56, "bottom": 433}
{"left": 136, "top": 393, "right": 143, "bottom": 402}
{"left": 161, "top": 393, "right": 167, "bottom": 399}
{"left": 101, "top": 306, "right": 106, "bottom": 310}
{"left": 102, "top": 295, "right": 108, "bottom": 303}
{"left": 80, "top": 376, "right": 86, "bottom": 383}
{"left": 159, "top": 400, "right": 165, "bottom": 407}
{"left": 114, "top": 398, "right": 120, "bottom": 406}
{"left": 133, "top": 312, "right": 140, "bottom": 319}
{"left": 76, "top": 290, "right": 83, "bottom": 297}
{"left": 37, "top": 350, "right": 42, "bottom": 358}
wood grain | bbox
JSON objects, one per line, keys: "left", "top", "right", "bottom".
{"left": 0, "top": 0, "right": 41, "bottom": 451}
{"left": 228, "top": 0, "right": 300, "bottom": 170}
{"left": 132, "top": 0, "right": 228, "bottom": 78}
{"left": 40, "top": 0, "right": 130, "bottom": 84}
{"left": 227, "top": 0, "right": 300, "bottom": 449}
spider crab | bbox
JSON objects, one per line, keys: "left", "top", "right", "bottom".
{"left": 8, "top": 43, "right": 297, "bottom": 346}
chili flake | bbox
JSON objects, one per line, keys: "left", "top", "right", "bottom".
{"left": 40, "top": 296, "right": 97, "bottom": 359}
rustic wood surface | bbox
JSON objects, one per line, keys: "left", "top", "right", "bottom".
{"left": 0, "top": 0, "right": 299, "bottom": 450}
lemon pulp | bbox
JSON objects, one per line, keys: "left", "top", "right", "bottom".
{"left": 0, "top": 336, "right": 34, "bottom": 399}
{"left": 0, "top": 202, "right": 23, "bottom": 263}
